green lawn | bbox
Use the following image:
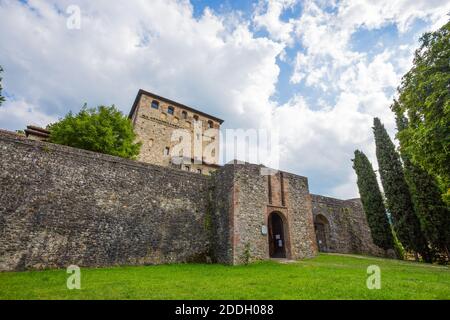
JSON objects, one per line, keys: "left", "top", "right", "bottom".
{"left": 0, "top": 254, "right": 449, "bottom": 300}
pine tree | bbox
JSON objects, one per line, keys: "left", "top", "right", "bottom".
{"left": 352, "top": 150, "right": 394, "bottom": 251}
{"left": 394, "top": 106, "right": 450, "bottom": 261}
{"left": 373, "top": 117, "right": 432, "bottom": 262}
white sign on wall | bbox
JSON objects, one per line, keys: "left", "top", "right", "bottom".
{"left": 261, "top": 225, "right": 268, "bottom": 235}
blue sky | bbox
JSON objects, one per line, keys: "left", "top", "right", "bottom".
{"left": 0, "top": 0, "right": 448, "bottom": 198}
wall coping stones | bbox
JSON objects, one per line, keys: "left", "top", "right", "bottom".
{"left": 0, "top": 129, "right": 209, "bottom": 182}
{"left": 311, "top": 193, "right": 361, "bottom": 206}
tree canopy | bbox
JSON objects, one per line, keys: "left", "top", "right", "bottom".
{"left": 394, "top": 21, "right": 450, "bottom": 203}
{"left": 49, "top": 105, "right": 141, "bottom": 159}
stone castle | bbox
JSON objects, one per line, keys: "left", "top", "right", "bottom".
{"left": 0, "top": 90, "right": 384, "bottom": 271}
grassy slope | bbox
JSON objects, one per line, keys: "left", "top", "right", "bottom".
{"left": 0, "top": 254, "right": 449, "bottom": 300}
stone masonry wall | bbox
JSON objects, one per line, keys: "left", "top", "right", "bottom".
{"left": 0, "top": 129, "right": 384, "bottom": 270}
{"left": 132, "top": 93, "right": 220, "bottom": 175}
{"left": 0, "top": 131, "right": 211, "bottom": 271}
{"left": 311, "top": 194, "right": 385, "bottom": 256}
{"left": 221, "top": 163, "right": 317, "bottom": 264}
{"left": 209, "top": 164, "right": 235, "bottom": 264}
{"left": 284, "top": 172, "right": 318, "bottom": 259}
{"left": 232, "top": 164, "right": 269, "bottom": 264}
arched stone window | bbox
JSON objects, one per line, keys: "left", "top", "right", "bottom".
{"left": 168, "top": 106, "right": 174, "bottom": 115}
{"left": 151, "top": 100, "right": 159, "bottom": 109}
{"left": 181, "top": 111, "right": 188, "bottom": 119}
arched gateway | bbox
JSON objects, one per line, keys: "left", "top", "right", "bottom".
{"left": 314, "top": 214, "right": 331, "bottom": 252}
{"left": 268, "top": 211, "right": 287, "bottom": 258}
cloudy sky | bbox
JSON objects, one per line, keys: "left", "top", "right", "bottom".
{"left": 0, "top": 0, "right": 449, "bottom": 198}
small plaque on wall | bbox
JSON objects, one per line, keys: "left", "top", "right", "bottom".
{"left": 261, "top": 225, "right": 268, "bottom": 235}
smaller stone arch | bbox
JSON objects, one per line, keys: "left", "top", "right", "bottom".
{"left": 314, "top": 214, "right": 331, "bottom": 252}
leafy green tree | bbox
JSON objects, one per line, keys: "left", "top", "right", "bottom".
{"left": 395, "top": 21, "right": 450, "bottom": 203}
{"left": 394, "top": 106, "right": 450, "bottom": 261}
{"left": 352, "top": 150, "right": 394, "bottom": 251}
{"left": 0, "top": 65, "right": 5, "bottom": 106}
{"left": 49, "top": 105, "right": 141, "bottom": 159}
{"left": 373, "top": 117, "right": 432, "bottom": 262}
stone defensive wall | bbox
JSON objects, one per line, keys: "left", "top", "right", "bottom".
{"left": 210, "top": 163, "right": 318, "bottom": 265}
{"left": 0, "top": 129, "right": 385, "bottom": 271}
{"left": 0, "top": 130, "right": 212, "bottom": 271}
{"left": 311, "top": 194, "right": 385, "bottom": 256}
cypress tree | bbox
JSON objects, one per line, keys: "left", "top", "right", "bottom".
{"left": 394, "top": 107, "right": 450, "bottom": 261}
{"left": 373, "top": 117, "right": 432, "bottom": 262}
{"left": 352, "top": 150, "right": 394, "bottom": 251}
{"left": 0, "top": 66, "right": 5, "bottom": 106}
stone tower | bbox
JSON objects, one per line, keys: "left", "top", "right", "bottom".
{"left": 129, "top": 89, "right": 224, "bottom": 175}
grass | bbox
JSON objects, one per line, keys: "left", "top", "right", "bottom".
{"left": 0, "top": 254, "right": 449, "bottom": 300}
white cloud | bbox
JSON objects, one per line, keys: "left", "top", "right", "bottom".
{"left": 281, "top": 0, "right": 448, "bottom": 197}
{"left": 0, "top": 0, "right": 448, "bottom": 199}
{"left": 0, "top": 0, "right": 282, "bottom": 131}
{"left": 0, "top": 99, "right": 58, "bottom": 131}
{"left": 338, "top": 0, "right": 450, "bottom": 33}
{"left": 291, "top": 0, "right": 450, "bottom": 89}
{"left": 253, "top": 0, "right": 297, "bottom": 45}
{"left": 272, "top": 92, "right": 373, "bottom": 189}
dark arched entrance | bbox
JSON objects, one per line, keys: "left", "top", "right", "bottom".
{"left": 268, "top": 212, "right": 286, "bottom": 258}
{"left": 314, "top": 214, "right": 330, "bottom": 252}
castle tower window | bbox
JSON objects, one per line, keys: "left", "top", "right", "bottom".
{"left": 207, "top": 120, "right": 213, "bottom": 128}
{"left": 168, "top": 106, "right": 174, "bottom": 115}
{"left": 164, "top": 147, "right": 170, "bottom": 156}
{"left": 193, "top": 115, "right": 199, "bottom": 122}
{"left": 151, "top": 100, "right": 159, "bottom": 109}
{"left": 182, "top": 111, "right": 188, "bottom": 119}
{"left": 197, "top": 169, "right": 202, "bottom": 174}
